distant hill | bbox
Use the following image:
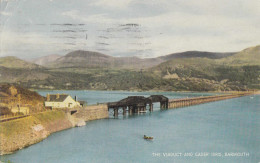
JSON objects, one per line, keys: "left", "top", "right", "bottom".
{"left": 154, "top": 45, "right": 260, "bottom": 74}
{"left": 29, "top": 54, "right": 61, "bottom": 66}
{"left": 0, "top": 56, "right": 41, "bottom": 69}
{"left": 150, "top": 45, "right": 260, "bottom": 90}
{"left": 0, "top": 56, "right": 48, "bottom": 83}
{"left": 37, "top": 50, "right": 236, "bottom": 70}
{"left": 150, "top": 57, "right": 218, "bottom": 81}
{"left": 50, "top": 50, "right": 114, "bottom": 68}
{"left": 159, "top": 51, "right": 236, "bottom": 60}
{"left": 45, "top": 50, "right": 163, "bottom": 69}
{"left": 223, "top": 45, "right": 260, "bottom": 65}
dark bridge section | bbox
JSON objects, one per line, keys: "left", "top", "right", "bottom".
{"left": 148, "top": 95, "right": 168, "bottom": 109}
{"left": 108, "top": 95, "right": 168, "bottom": 117}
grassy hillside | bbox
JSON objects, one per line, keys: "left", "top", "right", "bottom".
{"left": 0, "top": 84, "right": 44, "bottom": 102}
{"left": 221, "top": 45, "right": 260, "bottom": 65}
{"left": 0, "top": 56, "right": 41, "bottom": 69}
{"left": 151, "top": 58, "right": 218, "bottom": 78}
{"left": 0, "top": 111, "right": 67, "bottom": 137}
{"left": 0, "top": 66, "right": 50, "bottom": 83}
{"left": 159, "top": 51, "right": 235, "bottom": 60}
{"left": 150, "top": 45, "right": 260, "bottom": 90}
{"left": 0, "top": 110, "right": 73, "bottom": 155}
{"left": 0, "top": 84, "right": 45, "bottom": 116}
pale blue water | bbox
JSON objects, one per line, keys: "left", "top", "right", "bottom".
{"left": 1, "top": 91, "right": 259, "bottom": 163}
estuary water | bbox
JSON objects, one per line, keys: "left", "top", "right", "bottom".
{"left": 1, "top": 91, "right": 259, "bottom": 163}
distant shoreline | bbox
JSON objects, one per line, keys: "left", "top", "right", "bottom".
{"left": 31, "top": 88, "right": 258, "bottom": 94}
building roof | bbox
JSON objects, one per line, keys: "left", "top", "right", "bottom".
{"left": 119, "top": 96, "right": 152, "bottom": 105}
{"left": 148, "top": 95, "right": 168, "bottom": 102}
{"left": 46, "top": 94, "right": 70, "bottom": 102}
{"left": 108, "top": 96, "right": 152, "bottom": 107}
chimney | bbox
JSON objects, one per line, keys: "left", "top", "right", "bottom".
{"left": 47, "top": 94, "right": 50, "bottom": 101}
{"left": 56, "top": 93, "right": 60, "bottom": 99}
{"left": 75, "top": 96, "right": 77, "bottom": 101}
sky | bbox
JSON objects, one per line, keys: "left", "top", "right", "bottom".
{"left": 0, "top": 0, "right": 260, "bottom": 59}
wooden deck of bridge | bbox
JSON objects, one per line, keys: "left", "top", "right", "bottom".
{"left": 168, "top": 92, "right": 254, "bottom": 109}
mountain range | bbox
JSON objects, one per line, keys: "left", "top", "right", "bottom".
{"left": 28, "top": 50, "right": 236, "bottom": 69}
{"left": 0, "top": 45, "right": 259, "bottom": 91}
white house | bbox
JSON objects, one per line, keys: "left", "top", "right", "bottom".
{"left": 45, "top": 94, "right": 80, "bottom": 108}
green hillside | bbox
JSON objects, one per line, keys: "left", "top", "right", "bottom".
{"left": 0, "top": 56, "right": 41, "bottom": 69}
{"left": 0, "top": 66, "right": 50, "bottom": 83}
{"left": 151, "top": 58, "right": 218, "bottom": 78}
{"left": 150, "top": 45, "right": 260, "bottom": 90}
{"left": 159, "top": 51, "right": 235, "bottom": 60}
{"left": 221, "top": 45, "right": 260, "bottom": 65}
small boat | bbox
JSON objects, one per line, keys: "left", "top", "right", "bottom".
{"left": 144, "top": 135, "right": 153, "bottom": 140}
{"left": 139, "top": 111, "right": 147, "bottom": 113}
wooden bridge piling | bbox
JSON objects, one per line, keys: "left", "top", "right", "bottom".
{"left": 113, "top": 107, "right": 118, "bottom": 117}
{"left": 128, "top": 106, "right": 132, "bottom": 115}
{"left": 149, "top": 103, "right": 153, "bottom": 112}
{"left": 123, "top": 107, "right": 126, "bottom": 116}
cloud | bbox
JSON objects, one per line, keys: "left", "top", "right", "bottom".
{"left": 61, "top": 9, "right": 115, "bottom": 25}
{"left": 61, "top": 10, "right": 80, "bottom": 20}
{"left": 90, "top": 0, "right": 132, "bottom": 9}
{"left": 0, "top": 11, "right": 12, "bottom": 16}
{"left": 0, "top": 30, "right": 87, "bottom": 58}
{"left": 0, "top": 0, "right": 260, "bottom": 59}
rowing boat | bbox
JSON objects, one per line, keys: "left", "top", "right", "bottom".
{"left": 144, "top": 135, "right": 153, "bottom": 140}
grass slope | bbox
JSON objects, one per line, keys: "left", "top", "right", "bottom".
{"left": 0, "top": 56, "right": 41, "bottom": 69}
{"left": 221, "top": 45, "right": 260, "bottom": 65}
